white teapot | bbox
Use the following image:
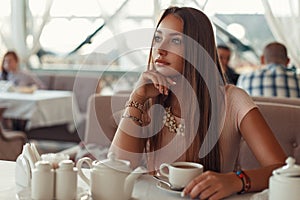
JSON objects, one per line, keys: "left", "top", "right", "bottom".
{"left": 269, "top": 157, "right": 300, "bottom": 200}
{"left": 76, "top": 152, "right": 145, "bottom": 200}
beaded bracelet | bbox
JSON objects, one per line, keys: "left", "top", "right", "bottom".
{"left": 122, "top": 113, "right": 143, "bottom": 126}
{"left": 235, "top": 170, "right": 251, "bottom": 194}
{"left": 125, "top": 100, "right": 145, "bottom": 114}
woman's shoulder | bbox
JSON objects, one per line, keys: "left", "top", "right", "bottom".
{"left": 224, "top": 84, "right": 257, "bottom": 110}
{"left": 225, "top": 84, "right": 251, "bottom": 100}
{"left": 224, "top": 84, "right": 257, "bottom": 127}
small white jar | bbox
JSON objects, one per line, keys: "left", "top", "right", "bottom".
{"left": 31, "top": 161, "right": 54, "bottom": 200}
{"left": 269, "top": 157, "right": 300, "bottom": 200}
{"left": 55, "top": 160, "right": 78, "bottom": 200}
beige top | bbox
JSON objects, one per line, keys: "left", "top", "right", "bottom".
{"left": 219, "top": 85, "right": 257, "bottom": 172}
{"left": 114, "top": 85, "right": 257, "bottom": 172}
{"left": 148, "top": 84, "right": 257, "bottom": 173}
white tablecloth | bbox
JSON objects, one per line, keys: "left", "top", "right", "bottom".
{"left": 131, "top": 176, "right": 267, "bottom": 200}
{"left": 0, "top": 161, "right": 17, "bottom": 199}
{"left": 1, "top": 160, "right": 268, "bottom": 200}
{"left": 0, "top": 90, "right": 82, "bottom": 130}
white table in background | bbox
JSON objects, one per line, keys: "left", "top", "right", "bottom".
{"left": 0, "top": 160, "right": 267, "bottom": 200}
{"left": 0, "top": 90, "right": 82, "bottom": 131}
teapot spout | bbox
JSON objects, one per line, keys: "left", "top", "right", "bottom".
{"left": 124, "top": 166, "right": 147, "bottom": 199}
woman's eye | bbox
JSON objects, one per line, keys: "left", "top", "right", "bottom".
{"left": 154, "top": 35, "right": 162, "bottom": 43}
{"left": 171, "top": 37, "right": 182, "bottom": 45}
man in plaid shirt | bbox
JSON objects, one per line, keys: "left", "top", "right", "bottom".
{"left": 237, "top": 42, "right": 300, "bottom": 97}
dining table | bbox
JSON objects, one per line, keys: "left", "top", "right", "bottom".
{"left": 0, "top": 90, "right": 82, "bottom": 131}
{"left": 0, "top": 160, "right": 268, "bottom": 200}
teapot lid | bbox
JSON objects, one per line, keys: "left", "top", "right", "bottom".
{"left": 273, "top": 157, "right": 300, "bottom": 177}
{"left": 95, "top": 152, "right": 132, "bottom": 172}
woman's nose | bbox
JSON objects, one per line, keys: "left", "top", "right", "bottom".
{"left": 157, "top": 47, "right": 167, "bottom": 56}
{"left": 156, "top": 41, "right": 168, "bottom": 56}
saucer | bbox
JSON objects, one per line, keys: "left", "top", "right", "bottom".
{"left": 156, "top": 181, "right": 182, "bottom": 196}
{"left": 16, "top": 187, "right": 91, "bottom": 200}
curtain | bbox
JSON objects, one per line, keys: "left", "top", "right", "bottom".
{"left": 262, "top": 0, "right": 300, "bottom": 68}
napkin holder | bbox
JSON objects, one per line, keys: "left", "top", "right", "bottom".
{"left": 15, "top": 152, "right": 31, "bottom": 192}
{"left": 15, "top": 143, "right": 40, "bottom": 192}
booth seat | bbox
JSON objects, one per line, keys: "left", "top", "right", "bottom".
{"left": 65, "top": 93, "right": 300, "bottom": 167}
{"left": 59, "top": 93, "right": 128, "bottom": 159}
{"left": 38, "top": 74, "right": 101, "bottom": 113}
{"left": 252, "top": 96, "right": 300, "bottom": 107}
{"left": 237, "top": 97, "right": 300, "bottom": 169}
{"left": 0, "top": 107, "right": 27, "bottom": 161}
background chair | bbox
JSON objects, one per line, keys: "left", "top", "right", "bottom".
{"left": 252, "top": 96, "right": 300, "bottom": 106}
{"left": 0, "top": 106, "right": 27, "bottom": 161}
{"left": 60, "top": 93, "right": 129, "bottom": 160}
{"left": 238, "top": 100, "right": 300, "bottom": 169}
{"left": 83, "top": 94, "right": 129, "bottom": 146}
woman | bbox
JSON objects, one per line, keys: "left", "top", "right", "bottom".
{"left": 0, "top": 51, "right": 45, "bottom": 89}
{"left": 110, "top": 7, "right": 286, "bottom": 199}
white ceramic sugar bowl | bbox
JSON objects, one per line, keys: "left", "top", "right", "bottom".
{"left": 269, "top": 157, "right": 300, "bottom": 200}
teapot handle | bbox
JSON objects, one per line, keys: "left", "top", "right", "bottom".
{"left": 76, "top": 157, "right": 93, "bottom": 186}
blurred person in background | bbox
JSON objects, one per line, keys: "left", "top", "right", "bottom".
{"left": 0, "top": 51, "right": 45, "bottom": 89}
{"left": 0, "top": 51, "right": 46, "bottom": 130}
{"left": 237, "top": 42, "right": 300, "bottom": 97}
{"left": 217, "top": 45, "right": 239, "bottom": 85}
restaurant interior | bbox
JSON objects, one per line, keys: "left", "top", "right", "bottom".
{"left": 0, "top": 0, "right": 300, "bottom": 199}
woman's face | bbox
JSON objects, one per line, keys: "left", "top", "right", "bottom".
{"left": 3, "top": 54, "right": 18, "bottom": 72}
{"left": 152, "top": 14, "right": 184, "bottom": 77}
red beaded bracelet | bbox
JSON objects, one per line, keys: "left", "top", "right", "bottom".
{"left": 235, "top": 170, "right": 251, "bottom": 194}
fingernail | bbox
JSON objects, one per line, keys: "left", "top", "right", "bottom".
{"left": 181, "top": 191, "right": 185, "bottom": 197}
{"left": 172, "top": 81, "right": 176, "bottom": 85}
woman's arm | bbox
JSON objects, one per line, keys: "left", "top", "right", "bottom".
{"left": 183, "top": 108, "right": 286, "bottom": 199}
{"left": 238, "top": 107, "right": 286, "bottom": 190}
{"left": 109, "top": 98, "right": 147, "bottom": 168}
{"left": 109, "top": 70, "right": 176, "bottom": 167}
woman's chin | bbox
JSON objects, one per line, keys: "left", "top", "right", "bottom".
{"left": 156, "top": 68, "right": 181, "bottom": 77}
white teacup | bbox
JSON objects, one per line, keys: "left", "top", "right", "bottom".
{"left": 41, "top": 153, "right": 69, "bottom": 169}
{"left": 159, "top": 162, "right": 203, "bottom": 188}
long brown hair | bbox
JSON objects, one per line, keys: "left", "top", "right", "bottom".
{"left": 1, "top": 51, "right": 19, "bottom": 80}
{"left": 146, "top": 7, "right": 226, "bottom": 172}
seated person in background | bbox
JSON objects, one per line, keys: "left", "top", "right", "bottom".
{"left": 237, "top": 42, "right": 300, "bottom": 97}
{"left": 217, "top": 45, "right": 239, "bottom": 84}
{"left": 0, "top": 51, "right": 45, "bottom": 89}
{"left": 110, "top": 7, "right": 286, "bottom": 199}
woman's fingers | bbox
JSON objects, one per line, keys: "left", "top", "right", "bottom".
{"left": 151, "top": 71, "right": 169, "bottom": 95}
{"left": 143, "top": 71, "right": 160, "bottom": 88}
{"left": 183, "top": 171, "right": 238, "bottom": 200}
{"left": 183, "top": 172, "right": 206, "bottom": 195}
{"left": 166, "top": 77, "right": 177, "bottom": 86}
{"left": 142, "top": 70, "right": 176, "bottom": 95}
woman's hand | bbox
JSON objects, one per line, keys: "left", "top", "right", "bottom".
{"left": 131, "top": 70, "right": 176, "bottom": 102}
{"left": 183, "top": 171, "right": 242, "bottom": 200}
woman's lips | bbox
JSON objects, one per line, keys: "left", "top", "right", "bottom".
{"left": 155, "top": 59, "right": 170, "bottom": 66}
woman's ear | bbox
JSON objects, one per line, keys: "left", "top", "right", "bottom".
{"left": 286, "top": 57, "right": 290, "bottom": 66}
{"left": 260, "top": 55, "right": 265, "bottom": 65}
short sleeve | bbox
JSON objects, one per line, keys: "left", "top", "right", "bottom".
{"left": 226, "top": 85, "right": 257, "bottom": 129}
